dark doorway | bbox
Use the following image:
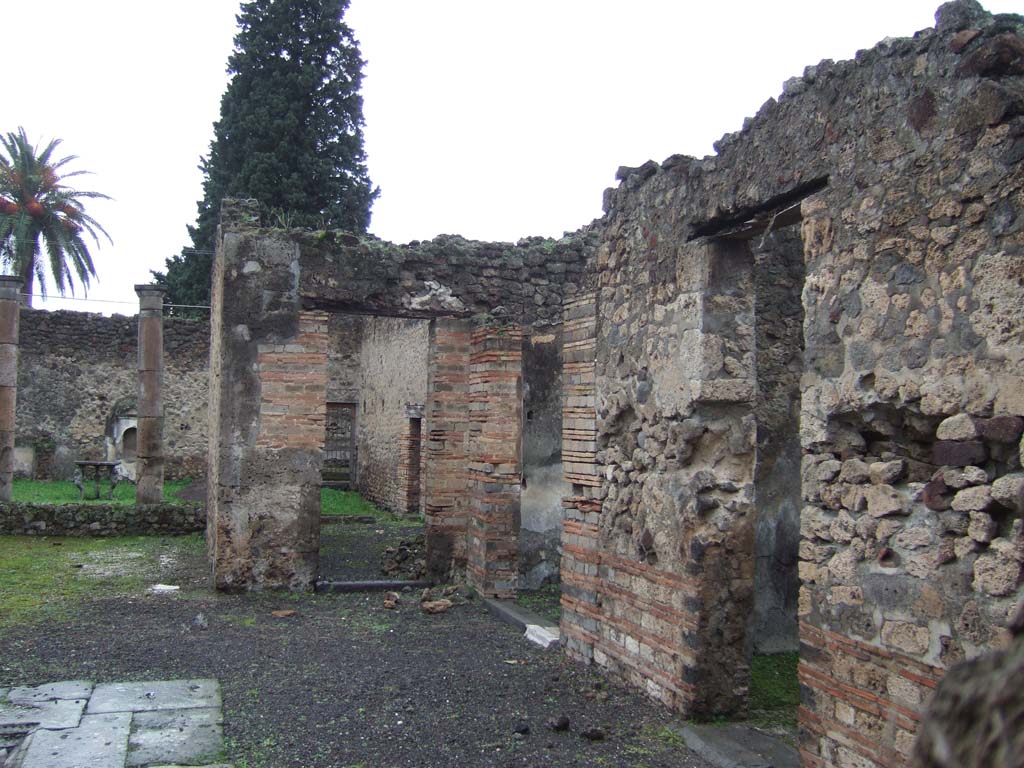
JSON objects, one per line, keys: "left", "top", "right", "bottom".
{"left": 405, "top": 416, "right": 422, "bottom": 515}
{"left": 324, "top": 402, "right": 356, "bottom": 489}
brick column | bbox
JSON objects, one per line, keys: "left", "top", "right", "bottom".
{"left": 559, "top": 292, "right": 601, "bottom": 663}
{"left": 423, "top": 318, "right": 473, "bottom": 580}
{"left": 466, "top": 323, "right": 523, "bottom": 598}
{"left": 0, "top": 276, "right": 22, "bottom": 502}
{"left": 135, "top": 284, "right": 166, "bottom": 504}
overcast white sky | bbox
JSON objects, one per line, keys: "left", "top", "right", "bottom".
{"left": 4, "top": 0, "right": 1018, "bottom": 313}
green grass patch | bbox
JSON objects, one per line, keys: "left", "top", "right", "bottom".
{"left": 10, "top": 478, "right": 191, "bottom": 506}
{"left": 320, "top": 489, "right": 410, "bottom": 528}
{"left": 747, "top": 652, "right": 799, "bottom": 736}
{"left": 0, "top": 533, "right": 204, "bottom": 628}
{"left": 514, "top": 582, "right": 562, "bottom": 624}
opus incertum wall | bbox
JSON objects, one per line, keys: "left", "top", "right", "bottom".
{"left": 558, "top": 2, "right": 1024, "bottom": 766}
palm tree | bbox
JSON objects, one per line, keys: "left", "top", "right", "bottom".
{"left": 0, "top": 127, "right": 110, "bottom": 306}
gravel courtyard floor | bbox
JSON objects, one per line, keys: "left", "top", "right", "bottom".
{"left": 0, "top": 534, "right": 711, "bottom": 768}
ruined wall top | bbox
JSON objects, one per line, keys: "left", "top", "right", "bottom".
{"left": 219, "top": 200, "right": 598, "bottom": 329}
{"left": 603, "top": 0, "right": 1023, "bottom": 232}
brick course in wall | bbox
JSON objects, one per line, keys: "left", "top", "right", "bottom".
{"left": 423, "top": 318, "right": 473, "bottom": 579}
{"left": 256, "top": 311, "right": 329, "bottom": 450}
{"left": 466, "top": 325, "right": 523, "bottom": 597}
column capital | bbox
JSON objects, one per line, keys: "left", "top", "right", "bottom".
{"left": 135, "top": 284, "right": 167, "bottom": 312}
{"left": 0, "top": 276, "right": 24, "bottom": 302}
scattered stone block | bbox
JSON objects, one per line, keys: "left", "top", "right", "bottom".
{"left": 524, "top": 624, "right": 560, "bottom": 650}
{"left": 881, "top": 621, "right": 931, "bottom": 656}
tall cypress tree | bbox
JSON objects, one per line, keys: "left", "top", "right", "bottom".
{"left": 155, "top": 0, "right": 378, "bottom": 309}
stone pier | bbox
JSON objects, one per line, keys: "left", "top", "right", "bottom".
{"left": 135, "top": 285, "right": 166, "bottom": 504}
{"left": 0, "top": 276, "right": 21, "bottom": 503}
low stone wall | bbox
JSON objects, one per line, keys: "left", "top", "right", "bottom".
{"left": 0, "top": 502, "right": 205, "bottom": 536}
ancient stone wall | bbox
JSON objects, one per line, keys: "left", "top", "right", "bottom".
{"left": 355, "top": 316, "right": 429, "bottom": 513}
{"left": 296, "top": 229, "right": 594, "bottom": 330}
{"left": 560, "top": 3, "right": 1024, "bottom": 763}
{"left": 0, "top": 501, "right": 205, "bottom": 536}
{"left": 16, "top": 309, "right": 209, "bottom": 480}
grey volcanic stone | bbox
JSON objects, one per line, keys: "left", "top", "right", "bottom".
{"left": 87, "top": 680, "right": 221, "bottom": 715}
{"left": 19, "top": 713, "right": 130, "bottom": 768}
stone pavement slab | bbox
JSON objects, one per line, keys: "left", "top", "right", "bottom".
{"left": 674, "top": 723, "right": 799, "bottom": 768}
{"left": 18, "top": 712, "right": 131, "bottom": 768}
{"left": 8, "top": 681, "right": 93, "bottom": 706}
{"left": 0, "top": 696, "right": 86, "bottom": 730}
{"left": 87, "top": 680, "right": 221, "bottom": 715}
{"left": 0, "top": 679, "right": 230, "bottom": 768}
{"left": 127, "top": 708, "right": 224, "bottom": 767}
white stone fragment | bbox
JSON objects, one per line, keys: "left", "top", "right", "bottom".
{"left": 524, "top": 624, "right": 560, "bottom": 650}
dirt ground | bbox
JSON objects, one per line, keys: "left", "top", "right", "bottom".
{"left": 0, "top": 535, "right": 712, "bottom": 768}
{"left": 319, "top": 519, "right": 424, "bottom": 582}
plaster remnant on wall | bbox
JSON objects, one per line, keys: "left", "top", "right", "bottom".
{"left": 403, "top": 280, "right": 466, "bottom": 313}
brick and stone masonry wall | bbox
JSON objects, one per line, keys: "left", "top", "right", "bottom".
{"left": 355, "top": 316, "right": 429, "bottom": 514}
{"left": 208, "top": 218, "right": 327, "bottom": 591}
{"left": 561, "top": 3, "right": 1024, "bottom": 761}
{"left": 466, "top": 324, "right": 523, "bottom": 598}
{"left": 423, "top": 318, "right": 473, "bottom": 579}
{"left": 16, "top": 309, "right": 209, "bottom": 480}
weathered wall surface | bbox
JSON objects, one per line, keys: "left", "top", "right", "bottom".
{"left": 752, "top": 226, "right": 805, "bottom": 653}
{"left": 207, "top": 219, "right": 326, "bottom": 591}
{"left": 560, "top": 3, "right": 1024, "bottom": 764}
{"left": 910, "top": 606, "right": 1023, "bottom": 768}
{"left": 356, "top": 316, "right": 429, "bottom": 513}
{"left": 521, "top": 328, "right": 569, "bottom": 589}
{"left": 16, "top": 309, "right": 209, "bottom": 480}
{"left": 326, "top": 313, "right": 364, "bottom": 403}
{"left": 297, "top": 230, "right": 595, "bottom": 330}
